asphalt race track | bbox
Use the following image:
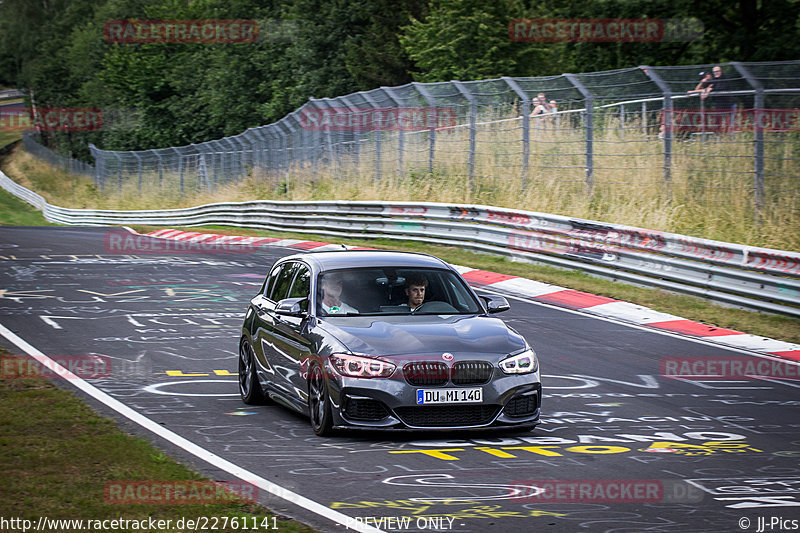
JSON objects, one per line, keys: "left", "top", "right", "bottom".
{"left": 1, "top": 226, "right": 799, "bottom": 533}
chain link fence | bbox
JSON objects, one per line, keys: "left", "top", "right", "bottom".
{"left": 22, "top": 132, "right": 95, "bottom": 178}
{"left": 23, "top": 61, "right": 800, "bottom": 221}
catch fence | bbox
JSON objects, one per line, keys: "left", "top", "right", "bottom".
{"left": 23, "top": 61, "right": 800, "bottom": 220}
{"left": 22, "top": 133, "right": 95, "bottom": 178}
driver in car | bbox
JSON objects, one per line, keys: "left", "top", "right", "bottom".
{"left": 403, "top": 274, "right": 428, "bottom": 311}
{"left": 320, "top": 274, "right": 358, "bottom": 315}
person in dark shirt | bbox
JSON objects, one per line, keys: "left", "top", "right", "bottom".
{"left": 708, "top": 65, "right": 734, "bottom": 110}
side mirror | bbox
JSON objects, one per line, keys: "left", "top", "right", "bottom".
{"left": 481, "top": 295, "right": 510, "bottom": 314}
{"left": 275, "top": 297, "right": 308, "bottom": 317}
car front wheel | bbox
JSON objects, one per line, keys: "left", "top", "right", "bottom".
{"left": 308, "top": 364, "right": 333, "bottom": 436}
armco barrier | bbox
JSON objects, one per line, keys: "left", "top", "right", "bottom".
{"left": 2, "top": 169, "right": 798, "bottom": 317}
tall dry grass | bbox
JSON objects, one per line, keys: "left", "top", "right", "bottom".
{"left": 8, "top": 113, "right": 799, "bottom": 251}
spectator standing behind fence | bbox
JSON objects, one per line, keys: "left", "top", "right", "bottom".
{"left": 708, "top": 65, "right": 736, "bottom": 132}
{"left": 687, "top": 71, "right": 713, "bottom": 99}
{"left": 530, "top": 96, "right": 548, "bottom": 117}
{"left": 683, "top": 71, "right": 714, "bottom": 134}
{"left": 709, "top": 65, "right": 735, "bottom": 110}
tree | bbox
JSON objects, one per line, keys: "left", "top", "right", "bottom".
{"left": 399, "top": 0, "right": 557, "bottom": 81}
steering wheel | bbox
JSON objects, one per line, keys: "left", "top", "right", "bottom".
{"left": 413, "top": 301, "right": 458, "bottom": 313}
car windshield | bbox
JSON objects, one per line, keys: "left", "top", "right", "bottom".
{"left": 316, "top": 267, "right": 483, "bottom": 316}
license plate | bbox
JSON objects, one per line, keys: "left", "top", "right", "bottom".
{"left": 416, "top": 388, "right": 483, "bottom": 404}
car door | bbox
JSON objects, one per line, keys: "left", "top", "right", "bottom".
{"left": 251, "top": 261, "right": 299, "bottom": 400}
{"left": 270, "top": 263, "right": 314, "bottom": 406}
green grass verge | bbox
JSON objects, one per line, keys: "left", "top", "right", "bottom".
{"left": 0, "top": 348, "right": 317, "bottom": 533}
{"left": 0, "top": 186, "right": 55, "bottom": 226}
{"left": 0, "top": 129, "right": 22, "bottom": 149}
{"left": 135, "top": 224, "right": 800, "bottom": 346}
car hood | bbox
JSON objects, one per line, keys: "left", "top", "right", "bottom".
{"left": 317, "top": 314, "right": 527, "bottom": 358}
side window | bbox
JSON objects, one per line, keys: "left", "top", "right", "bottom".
{"left": 262, "top": 263, "right": 283, "bottom": 298}
{"left": 288, "top": 265, "right": 311, "bottom": 299}
{"left": 268, "top": 262, "right": 299, "bottom": 302}
{"left": 446, "top": 277, "right": 468, "bottom": 309}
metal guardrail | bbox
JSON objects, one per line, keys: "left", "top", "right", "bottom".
{"left": 2, "top": 169, "right": 798, "bottom": 317}
{"left": 0, "top": 89, "right": 25, "bottom": 101}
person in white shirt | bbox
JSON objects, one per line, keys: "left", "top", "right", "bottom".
{"left": 320, "top": 274, "right": 358, "bottom": 315}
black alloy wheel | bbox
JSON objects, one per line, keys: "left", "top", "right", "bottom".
{"left": 239, "top": 338, "right": 267, "bottom": 404}
{"left": 308, "top": 364, "right": 333, "bottom": 436}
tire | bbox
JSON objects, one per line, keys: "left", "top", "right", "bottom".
{"left": 239, "top": 338, "right": 267, "bottom": 405}
{"left": 308, "top": 364, "right": 334, "bottom": 436}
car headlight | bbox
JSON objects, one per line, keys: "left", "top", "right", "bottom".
{"left": 330, "top": 354, "right": 396, "bottom": 378}
{"left": 499, "top": 349, "right": 538, "bottom": 374}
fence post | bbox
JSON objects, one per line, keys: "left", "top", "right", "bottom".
{"left": 502, "top": 77, "right": 530, "bottom": 191}
{"left": 312, "top": 119, "right": 320, "bottom": 182}
{"left": 310, "top": 98, "right": 339, "bottom": 182}
{"left": 280, "top": 121, "right": 294, "bottom": 188}
{"left": 338, "top": 95, "right": 363, "bottom": 177}
{"left": 564, "top": 73, "right": 594, "bottom": 194}
{"left": 237, "top": 136, "right": 249, "bottom": 182}
{"left": 233, "top": 136, "right": 242, "bottom": 184}
{"left": 249, "top": 128, "right": 265, "bottom": 180}
{"left": 641, "top": 66, "right": 672, "bottom": 187}
{"left": 324, "top": 99, "right": 344, "bottom": 178}
{"left": 276, "top": 122, "right": 292, "bottom": 195}
{"left": 133, "top": 152, "right": 142, "bottom": 192}
{"left": 287, "top": 115, "right": 304, "bottom": 180}
{"left": 380, "top": 87, "right": 405, "bottom": 178}
{"left": 732, "top": 62, "right": 765, "bottom": 219}
{"left": 229, "top": 138, "right": 240, "bottom": 182}
{"left": 211, "top": 141, "right": 222, "bottom": 187}
{"left": 171, "top": 147, "right": 183, "bottom": 195}
{"left": 412, "top": 82, "right": 438, "bottom": 175}
{"left": 452, "top": 81, "right": 476, "bottom": 191}
{"left": 641, "top": 101, "right": 647, "bottom": 136}
{"left": 359, "top": 91, "right": 383, "bottom": 183}
{"left": 115, "top": 152, "right": 123, "bottom": 192}
{"left": 262, "top": 129, "right": 275, "bottom": 191}
{"left": 155, "top": 151, "right": 163, "bottom": 190}
{"left": 89, "top": 143, "right": 101, "bottom": 189}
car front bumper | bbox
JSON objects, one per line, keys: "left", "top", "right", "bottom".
{"left": 324, "top": 358, "right": 541, "bottom": 431}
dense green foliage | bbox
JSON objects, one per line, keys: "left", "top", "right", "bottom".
{"left": 1, "top": 0, "right": 798, "bottom": 159}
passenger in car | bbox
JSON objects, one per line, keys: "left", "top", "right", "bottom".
{"left": 320, "top": 274, "right": 358, "bottom": 314}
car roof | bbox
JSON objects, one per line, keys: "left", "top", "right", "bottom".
{"left": 281, "top": 250, "right": 451, "bottom": 271}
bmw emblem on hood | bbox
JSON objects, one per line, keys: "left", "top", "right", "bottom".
{"left": 442, "top": 353, "right": 454, "bottom": 361}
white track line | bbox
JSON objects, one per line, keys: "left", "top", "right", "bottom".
{"left": 0, "top": 322, "right": 383, "bottom": 533}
